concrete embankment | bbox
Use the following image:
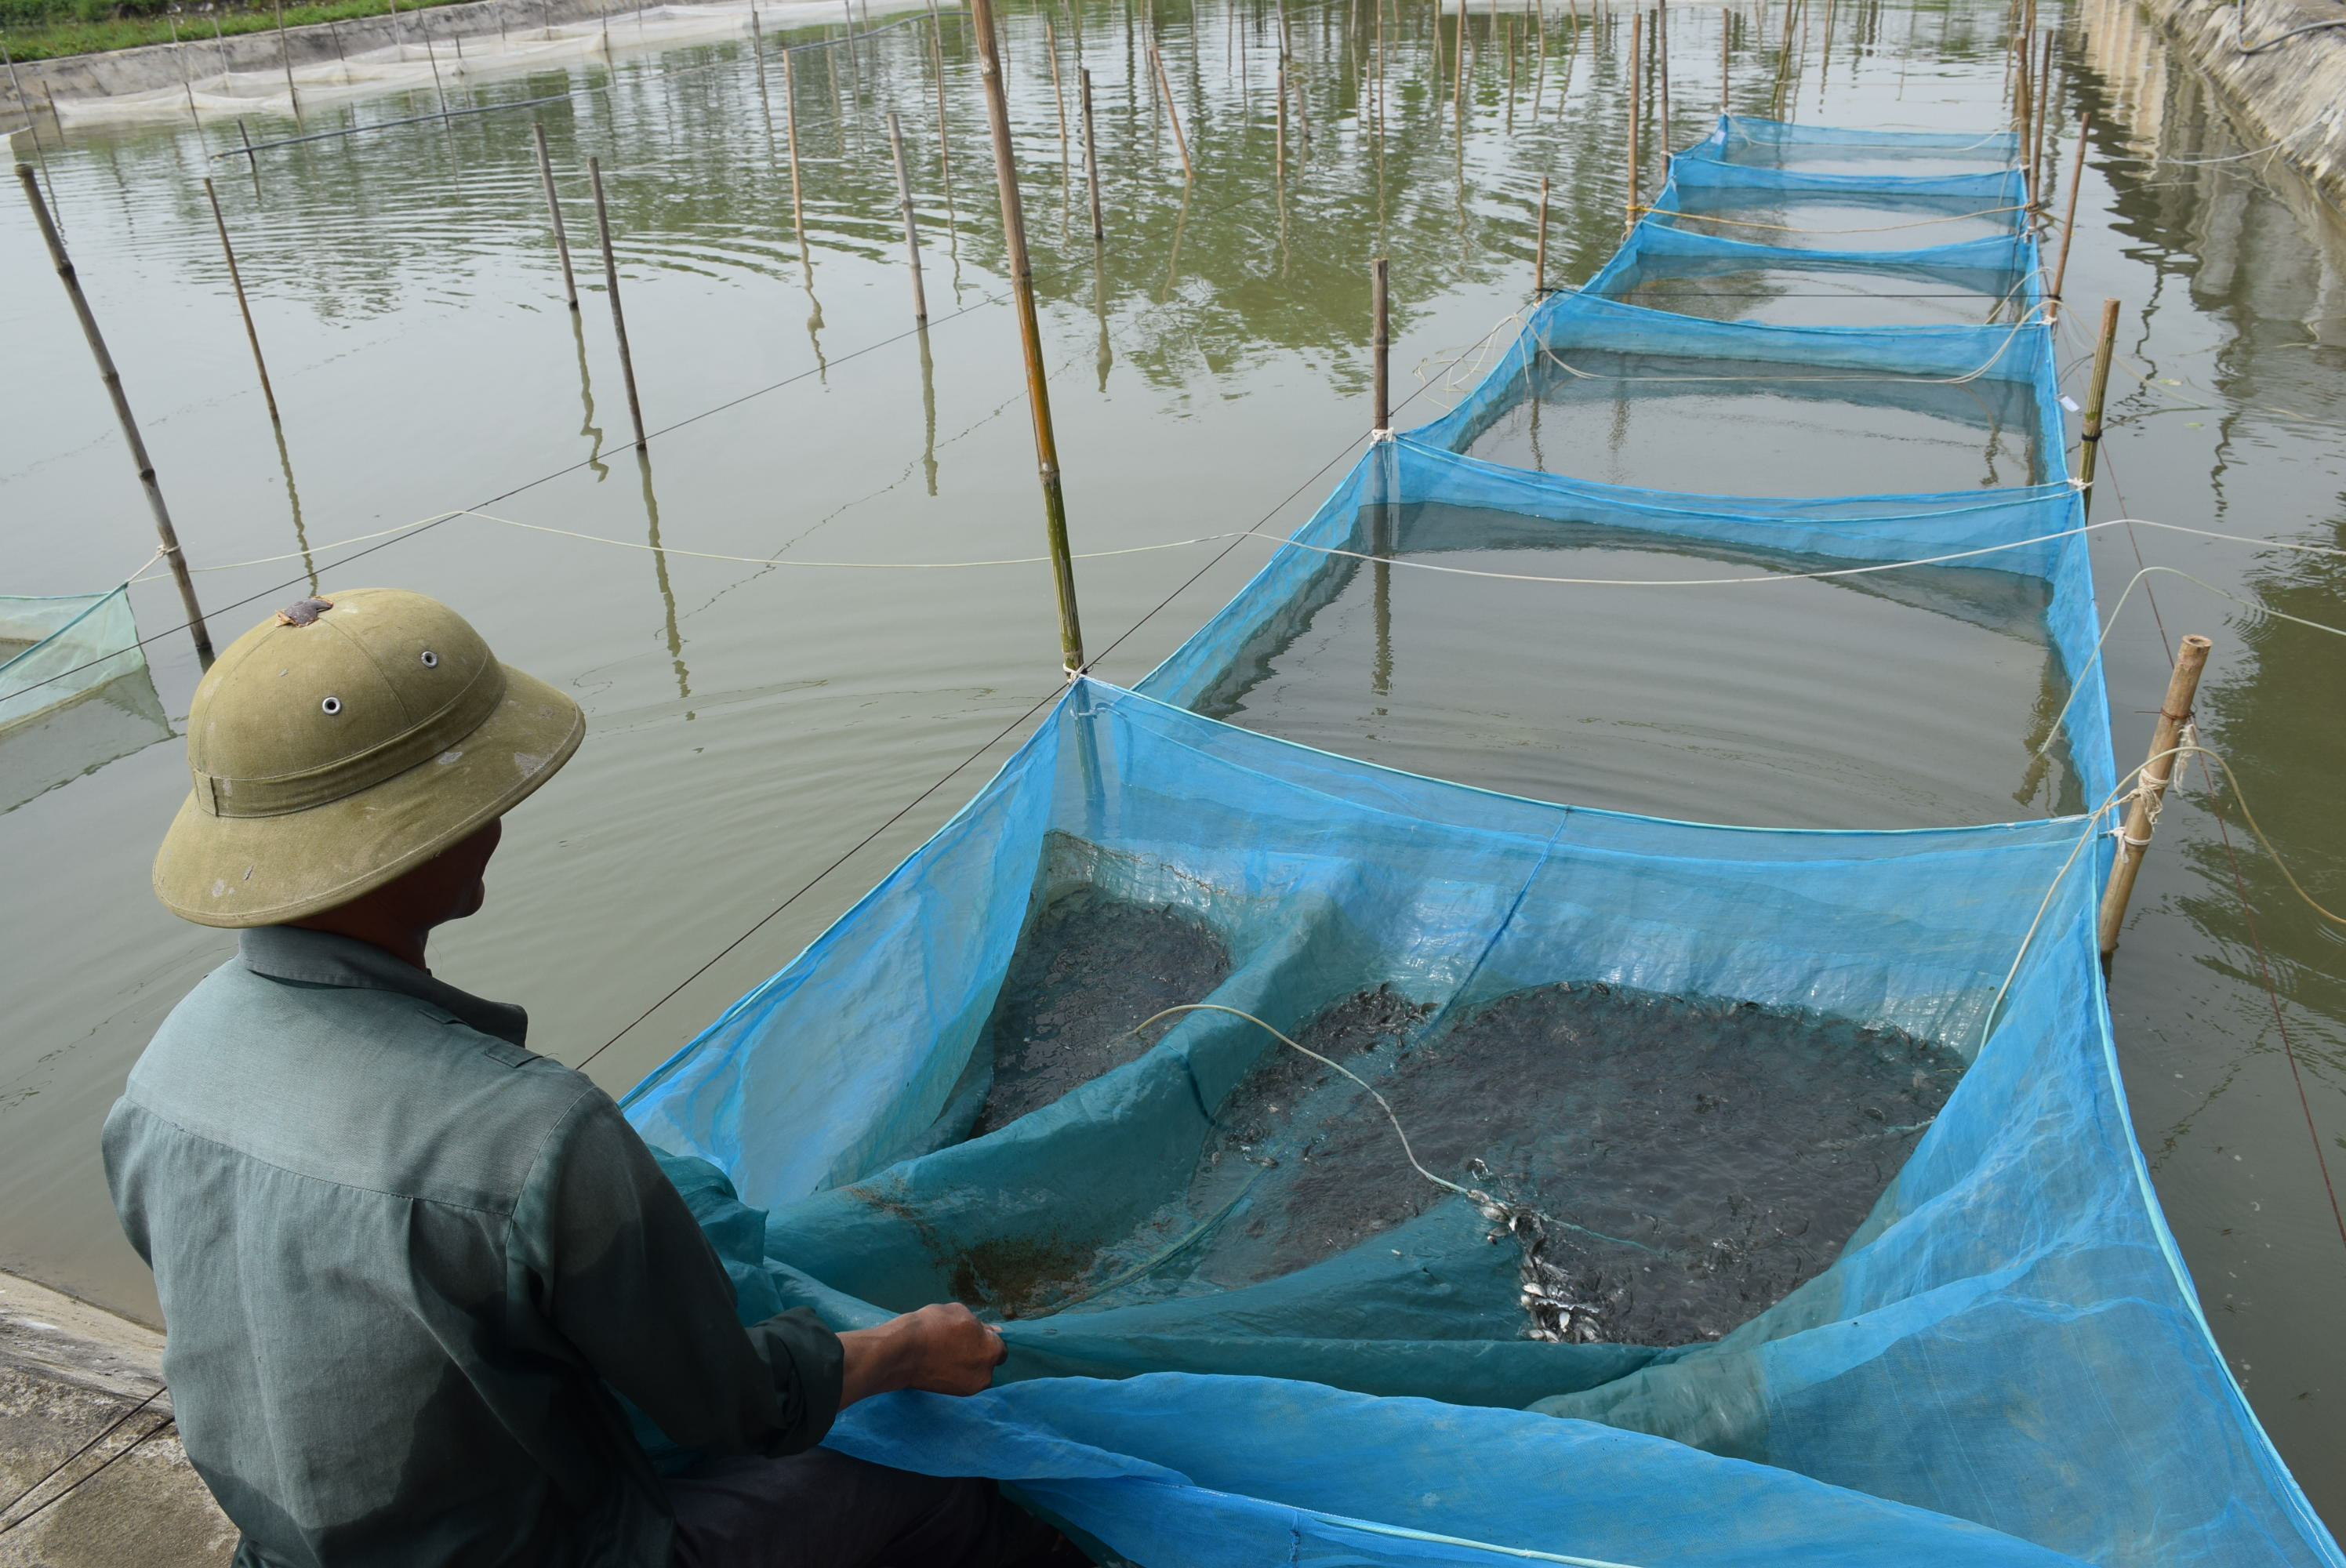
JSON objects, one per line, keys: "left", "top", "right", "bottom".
{"left": 0, "top": 1271, "right": 231, "bottom": 1567}
{"left": 0, "top": 0, "right": 615, "bottom": 117}
{"left": 2090, "top": 0, "right": 2346, "bottom": 211}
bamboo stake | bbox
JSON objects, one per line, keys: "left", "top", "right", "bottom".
{"left": 1276, "top": 60, "right": 1287, "bottom": 169}
{"left": 1534, "top": 174, "right": 1549, "bottom": 293}
{"left": 928, "top": 15, "right": 956, "bottom": 223}
{"left": 1045, "top": 15, "right": 1071, "bottom": 195}
{"left": 202, "top": 177, "right": 280, "bottom": 427}
{"left": 423, "top": 31, "right": 451, "bottom": 125}
{"left": 2049, "top": 111, "right": 2087, "bottom": 320}
{"left": 1626, "top": 11, "right": 1642, "bottom": 233}
{"left": 1080, "top": 65, "right": 1105, "bottom": 241}
{"left": 167, "top": 13, "right": 202, "bottom": 125}
{"left": 1720, "top": 5, "right": 1730, "bottom": 111}
{"left": 886, "top": 111, "right": 929, "bottom": 322}
{"left": 586, "top": 156, "right": 646, "bottom": 448}
{"left": 1371, "top": 256, "right": 1391, "bottom": 436}
{"left": 782, "top": 50, "right": 810, "bottom": 263}
{"left": 2098, "top": 633, "right": 2212, "bottom": 965}
{"left": 16, "top": 164, "right": 212, "bottom": 668}
{"left": 532, "top": 124, "right": 579, "bottom": 311}
{"left": 971, "top": 0, "right": 1084, "bottom": 677}
{"left": 749, "top": 6, "right": 777, "bottom": 157}
{"left": 2077, "top": 296, "right": 2119, "bottom": 495}
{"left": 1656, "top": 0, "right": 1669, "bottom": 164}
{"left": 2033, "top": 28, "right": 2054, "bottom": 212}
{"left": 272, "top": 0, "right": 303, "bottom": 126}
{"left": 1149, "top": 39, "right": 1192, "bottom": 180}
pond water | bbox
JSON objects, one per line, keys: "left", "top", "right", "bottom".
{"left": 2, "top": 0, "right": 2342, "bottom": 1524}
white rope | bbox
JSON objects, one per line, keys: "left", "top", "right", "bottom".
{"left": 1982, "top": 740, "right": 2346, "bottom": 1049}
{"left": 133, "top": 510, "right": 1245, "bottom": 579}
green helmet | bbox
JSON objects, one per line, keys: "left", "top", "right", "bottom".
{"left": 153, "top": 589, "right": 583, "bottom": 927}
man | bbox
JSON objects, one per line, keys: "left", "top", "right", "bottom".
{"left": 107, "top": 589, "right": 1073, "bottom": 1568}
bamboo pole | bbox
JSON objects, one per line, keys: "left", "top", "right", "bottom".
{"left": 1371, "top": 255, "right": 1391, "bottom": 436}
{"left": 1720, "top": 4, "right": 1730, "bottom": 111}
{"left": 1534, "top": 174, "right": 1549, "bottom": 293}
{"left": 1276, "top": 60, "right": 1287, "bottom": 169}
{"left": 929, "top": 15, "right": 956, "bottom": 224}
{"left": 886, "top": 111, "right": 929, "bottom": 322}
{"left": 971, "top": 0, "right": 1084, "bottom": 677}
{"left": 2098, "top": 633, "right": 2212, "bottom": 964}
{"left": 167, "top": 14, "right": 202, "bottom": 125}
{"left": 1656, "top": 0, "right": 1669, "bottom": 164}
{"left": 272, "top": 0, "right": 303, "bottom": 126}
{"left": 532, "top": 124, "right": 579, "bottom": 311}
{"left": 1080, "top": 66, "right": 1105, "bottom": 241}
{"left": 2030, "top": 29, "right": 2052, "bottom": 212}
{"left": 2077, "top": 296, "right": 2119, "bottom": 495}
{"left": 1149, "top": 39, "right": 1193, "bottom": 180}
{"left": 2049, "top": 111, "right": 2087, "bottom": 319}
{"left": 201, "top": 177, "right": 280, "bottom": 427}
{"left": 749, "top": 6, "right": 776, "bottom": 155}
{"left": 782, "top": 50, "right": 810, "bottom": 263}
{"left": 586, "top": 156, "right": 647, "bottom": 448}
{"left": 1626, "top": 11, "right": 1642, "bottom": 232}
{"left": 1046, "top": 16, "right": 1071, "bottom": 178}
{"left": 16, "top": 164, "right": 213, "bottom": 668}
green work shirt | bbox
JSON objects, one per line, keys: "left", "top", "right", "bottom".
{"left": 101, "top": 926, "right": 844, "bottom": 1568}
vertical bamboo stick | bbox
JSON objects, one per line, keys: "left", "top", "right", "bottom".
{"left": 1371, "top": 256, "right": 1391, "bottom": 435}
{"left": 1046, "top": 15, "right": 1071, "bottom": 193}
{"left": 1656, "top": 0, "right": 1669, "bottom": 162}
{"left": 2049, "top": 111, "right": 2088, "bottom": 319}
{"left": 167, "top": 14, "right": 202, "bottom": 125}
{"left": 202, "top": 177, "right": 280, "bottom": 427}
{"left": 1080, "top": 65, "right": 1105, "bottom": 241}
{"left": 2033, "top": 28, "right": 2054, "bottom": 210}
{"left": 586, "top": 156, "right": 647, "bottom": 448}
{"left": 1276, "top": 60, "right": 1288, "bottom": 169}
{"left": 971, "top": 0, "right": 1084, "bottom": 677}
{"left": 929, "top": 15, "right": 957, "bottom": 221}
{"left": 886, "top": 111, "right": 929, "bottom": 322}
{"left": 1534, "top": 174, "right": 1549, "bottom": 293}
{"left": 783, "top": 49, "right": 810, "bottom": 263}
{"left": 2077, "top": 296, "right": 2119, "bottom": 495}
{"left": 272, "top": 0, "right": 303, "bottom": 126}
{"left": 1721, "top": 2, "right": 1730, "bottom": 111}
{"left": 749, "top": 6, "right": 778, "bottom": 157}
{"left": 16, "top": 164, "right": 212, "bottom": 667}
{"left": 2098, "top": 634, "right": 2212, "bottom": 964}
{"left": 1149, "top": 39, "right": 1193, "bottom": 180}
{"left": 532, "top": 124, "right": 579, "bottom": 312}
{"left": 1626, "top": 11, "right": 1642, "bottom": 232}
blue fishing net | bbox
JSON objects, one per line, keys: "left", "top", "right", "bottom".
{"left": 622, "top": 119, "right": 2341, "bottom": 1568}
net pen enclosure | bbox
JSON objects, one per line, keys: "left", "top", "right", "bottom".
{"left": 619, "top": 119, "right": 2341, "bottom": 1568}
{"left": 0, "top": 585, "right": 170, "bottom": 813}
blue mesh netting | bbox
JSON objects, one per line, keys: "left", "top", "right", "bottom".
{"left": 621, "top": 118, "right": 2341, "bottom": 1568}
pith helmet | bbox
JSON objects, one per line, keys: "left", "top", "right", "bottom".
{"left": 153, "top": 589, "right": 584, "bottom": 927}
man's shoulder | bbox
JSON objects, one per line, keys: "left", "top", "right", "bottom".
{"left": 118, "top": 961, "right": 605, "bottom": 1216}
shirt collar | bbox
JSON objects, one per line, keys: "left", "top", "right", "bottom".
{"left": 238, "top": 927, "right": 530, "bottom": 1048}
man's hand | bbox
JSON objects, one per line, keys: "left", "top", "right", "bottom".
{"left": 837, "top": 1302, "right": 1007, "bottom": 1407}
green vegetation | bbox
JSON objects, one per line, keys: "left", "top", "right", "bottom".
{"left": 1, "top": 0, "right": 479, "bottom": 62}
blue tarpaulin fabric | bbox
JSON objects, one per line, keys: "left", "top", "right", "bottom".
{"left": 622, "top": 118, "right": 2341, "bottom": 1568}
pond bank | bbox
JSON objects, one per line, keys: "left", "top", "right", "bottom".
{"left": 2099, "top": 0, "right": 2346, "bottom": 210}
{"left": 1, "top": 0, "right": 592, "bottom": 118}
{"left": 0, "top": 1270, "right": 229, "bottom": 1566}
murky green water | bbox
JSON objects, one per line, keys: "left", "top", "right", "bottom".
{"left": 2, "top": 0, "right": 2341, "bottom": 1525}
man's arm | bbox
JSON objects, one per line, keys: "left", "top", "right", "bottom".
{"left": 519, "top": 1085, "right": 1002, "bottom": 1457}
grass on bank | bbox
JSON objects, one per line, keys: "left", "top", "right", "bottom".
{"left": 2, "top": 0, "right": 481, "bottom": 64}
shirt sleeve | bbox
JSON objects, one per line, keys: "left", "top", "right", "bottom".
{"left": 514, "top": 1083, "right": 846, "bottom": 1457}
